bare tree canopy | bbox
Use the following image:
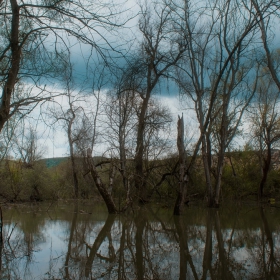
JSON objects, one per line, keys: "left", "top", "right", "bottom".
{"left": 0, "top": 0, "right": 130, "bottom": 131}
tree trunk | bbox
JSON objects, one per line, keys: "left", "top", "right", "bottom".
{"left": 214, "top": 130, "right": 227, "bottom": 207}
{"left": 86, "top": 150, "right": 118, "bottom": 214}
{"left": 214, "top": 159, "right": 224, "bottom": 207}
{"left": 197, "top": 95, "right": 214, "bottom": 207}
{"left": 0, "top": 0, "right": 21, "bottom": 132}
{"left": 259, "top": 145, "right": 271, "bottom": 199}
{"left": 67, "top": 105, "right": 79, "bottom": 198}
{"left": 135, "top": 93, "right": 150, "bottom": 203}
{"left": 119, "top": 124, "right": 128, "bottom": 192}
{"left": 118, "top": 94, "right": 129, "bottom": 193}
{"left": 174, "top": 115, "right": 187, "bottom": 215}
{"left": 70, "top": 151, "right": 79, "bottom": 198}
{"left": 201, "top": 135, "right": 214, "bottom": 207}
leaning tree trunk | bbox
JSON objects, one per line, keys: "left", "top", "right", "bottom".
{"left": 86, "top": 149, "right": 118, "bottom": 214}
{"left": 174, "top": 115, "right": 187, "bottom": 215}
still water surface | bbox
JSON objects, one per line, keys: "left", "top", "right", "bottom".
{"left": 0, "top": 201, "right": 279, "bottom": 279}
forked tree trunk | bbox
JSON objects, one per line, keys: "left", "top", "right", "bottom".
{"left": 174, "top": 115, "right": 187, "bottom": 215}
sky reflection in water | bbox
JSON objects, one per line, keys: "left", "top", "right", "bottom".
{"left": 0, "top": 202, "right": 279, "bottom": 279}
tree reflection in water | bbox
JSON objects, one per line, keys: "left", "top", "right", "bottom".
{"left": 0, "top": 202, "right": 280, "bottom": 279}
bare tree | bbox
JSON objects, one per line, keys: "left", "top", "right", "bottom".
{"left": 48, "top": 77, "right": 88, "bottom": 198}
{"left": 0, "top": 0, "right": 129, "bottom": 133}
{"left": 104, "top": 80, "right": 137, "bottom": 201}
{"left": 12, "top": 122, "right": 45, "bottom": 167}
{"left": 173, "top": 0, "right": 266, "bottom": 207}
{"left": 104, "top": 74, "right": 173, "bottom": 206}
{"left": 251, "top": 0, "right": 280, "bottom": 90}
{"left": 130, "top": 1, "right": 185, "bottom": 203}
{"left": 249, "top": 75, "right": 280, "bottom": 199}
{"left": 210, "top": 58, "right": 259, "bottom": 207}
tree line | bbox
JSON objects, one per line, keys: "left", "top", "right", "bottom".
{"left": 1, "top": 0, "right": 280, "bottom": 214}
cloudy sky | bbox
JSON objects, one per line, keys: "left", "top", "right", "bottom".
{"left": 10, "top": 0, "right": 279, "bottom": 159}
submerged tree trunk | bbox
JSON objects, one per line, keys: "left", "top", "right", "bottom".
{"left": 174, "top": 115, "right": 187, "bottom": 215}
{"left": 86, "top": 149, "right": 118, "bottom": 214}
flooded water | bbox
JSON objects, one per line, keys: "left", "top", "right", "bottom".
{"left": 0, "top": 201, "right": 279, "bottom": 279}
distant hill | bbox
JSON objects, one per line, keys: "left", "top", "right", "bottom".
{"left": 40, "top": 157, "right": 68, "bottom": 168}
{"left": 40, "top": 156, "right": 110, "bottom": 168}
